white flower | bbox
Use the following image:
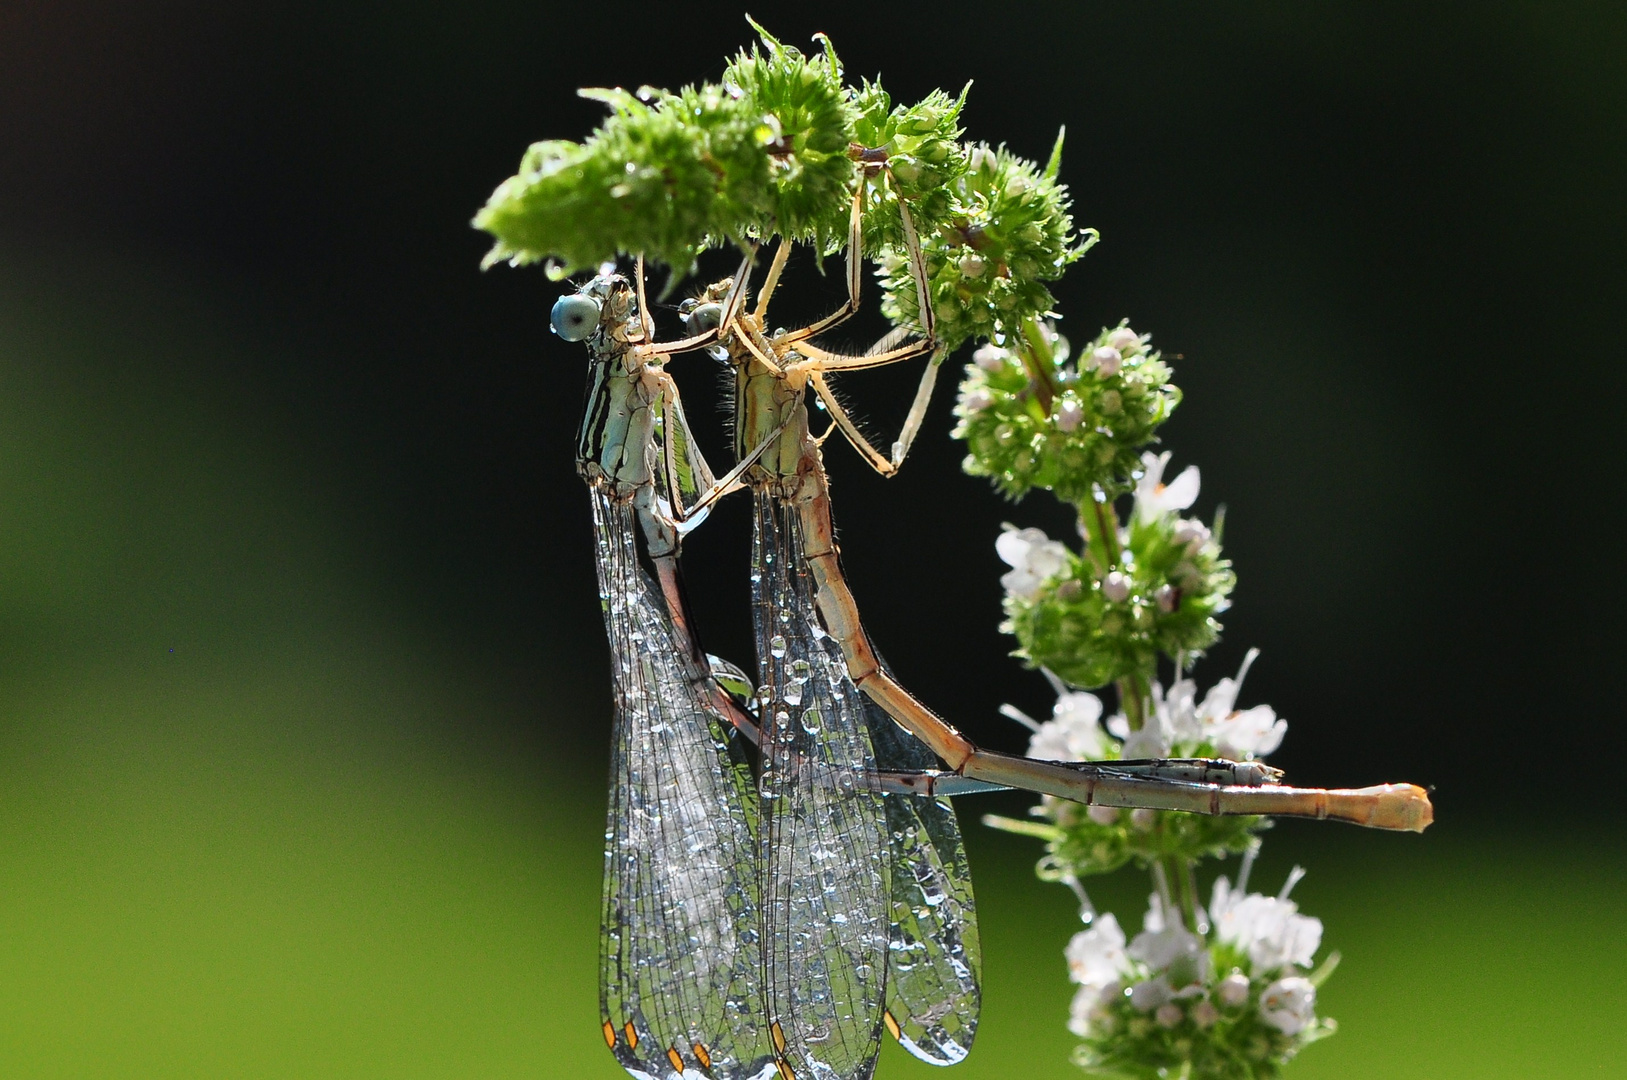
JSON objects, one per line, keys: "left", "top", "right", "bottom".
{"left": 1106, "top": 651, "right": 1287, "bottom": 760}
{"left": 1129, "top": 977, "right": 1172, "bottom": 1012}
{"left": 1134, "top": 451, "right": 1201, "bottom": 522}
{"left": 1129, "top": 928, "right": 1209, "bottom": 992}
{"left": 1117, "top": 723, "right": 1167, "bottom": 759}
{"left": 1210, "top": 873, "right": 1323, "bottom": 974}
{"left": 1089, "top": 345, "right": 1122, "bottom": 376}
{"left": 959, "top": 253, "right": 987, "bottom": 279}
{"left": 1129, "top": 926, "right": 1206, "bottom": 973}
{"left": 1140, "top": 893, "right": 1167, "bottom": 933}
{"left": 1087, "top": 804, "right": 1120, "bottom": 825}
{"left": 1208, "top": 704, "right": 1286, "bottom": 760}
{"left": 1068, "top": 982, "right": 1119, "bottom": 1036}
{"left": 962, "top": 387, "right": 993, "bottom": 412}
{"left": 1068, "top": 986, "right": 1094, "bottom": 1036}
{"left": 1172, "top": 517, "right": 1211, "bottom": 552}
{"left": 1056, "top": 398, "right": 1084, "bottom": 432}
{"left": 1101, "top": 570, "right": 1131, "bottom": 603}
{"left": 1217, "top": 971, "right": 1251, "bottom": 1007}
{"left": 1191, "top": 1000, "right": 1220, "bottom": 1028}
{"left": 996, "top": 525, "right": 1070, "bottom": 601}
{"left": 1066, "top": 913, "right": 1131, "bottom": 989}
{"left": 1259, "top": 976, "right": 1317, "bottom": 1035}
{"left": 972, "top": 343, "right": 1008, "bottom": 371}
{"left": 1129, "top": 897, "right": 1210, "bottom": 988}
{"left": 1109, "top": 678, "right": 1191, "bottom": 758}
{"left": 1029, "top": 690, "right": 1110, "bottom": 761}
{"left": 1107, "top": 326, "right": 1141, "bottom": 353}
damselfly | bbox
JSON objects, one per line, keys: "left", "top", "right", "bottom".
{"left": 560, "top": 260, "right": 783, "bottom": 1080}
{"left": 714, "top": 249, "right": 1433, "bottom": 829}
{"left": 699, "top": 175, "right": 1432, "bottom": 831}
{"left": 668, "top": 176, "right": 995, "bottom": 1080}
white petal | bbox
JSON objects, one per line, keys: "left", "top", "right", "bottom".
{"left": 1259, "top": 976, "right": 1316, "bottom": 1035}
{"left": 1121, "top": 724, "right": 1169, "bottom": 759}
{"left": 1066, "top": 914, "right": 1130, "bottom": 988}
{"left": 1217, "top": 971, "right": 1251, "bottom": 1007}
{"left": 1211, "top": 705, "right": 1287, "bottom": 760}
{"left": 1067, "top": 985, "right": 1100, "bottom": 1036}
{"left": 1107, "top": 327, "right": 1139, "bottom": 352}
{"left": 1129, "top": 977, "right": 1173, "bottom": 1012}
{"left": 995, "top": 526, "right": 1037, "bottom": 568}
{"left": 1027, "top": 540, "right": 1070, "bottom": 579}
{"left": 1161, "top": 465, "right": 1201, "bottom": 511}
{"left": 1000, "top": 566, "right": 1041, "bottom": 599}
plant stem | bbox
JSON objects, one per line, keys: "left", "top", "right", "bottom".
{"left": 1116, "top": 675, "right": 1146, "bottom": 731}
{"left": 1163, "top": 855, "right": 1200, "bottom": 934}
{"left": 1016, "top": 316, "right": 1059, "bottom": 414}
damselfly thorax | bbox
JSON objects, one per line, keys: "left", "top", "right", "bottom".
{"left": 573, "top": 276, "right": 670, "bottom": 497}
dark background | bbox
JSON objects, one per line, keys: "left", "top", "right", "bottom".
{"left": 2, "top": 3, "right": 1623, "bottom": 1076}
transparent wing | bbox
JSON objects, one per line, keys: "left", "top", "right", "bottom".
{"left": 865, "top": 697, "right": 982, "bottom": 1066}
{"left": 752, "top": 491, "right": 888, "bottom": 1080}
{"left": 592, "top": 489, "right": 776, "bottom": 1080}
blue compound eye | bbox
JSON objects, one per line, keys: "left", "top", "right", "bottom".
{"left": 684, "top": 302, "right": 724, "bottom": 335}
{"left": 551, "top": 293, "right": 601, "bottom": 342}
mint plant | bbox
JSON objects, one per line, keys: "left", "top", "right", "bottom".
{"left": 958, "top": 193, "right": 1340, "bottom": 1080}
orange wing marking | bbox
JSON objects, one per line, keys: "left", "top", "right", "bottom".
{"left": 602, "top": 1020, "right": 617, "bottom": 1049}
{"left": 623, "top": 1022, "right": 639, "bottom": 1050}
{"left": 666, "top": 1047, "right": 685, "bottom": 1074}
{"left": 776, "top": 1059, "right": 797, "bottom": 1080}
{"left": 693, "top": 1043, "right": 713, "bottom": 1070}
{"left": 770, "top": 1021, "right": 787, "bottom": 1054}
{"left": 883, "top": 1009, "right": 902, "bottom": 1041}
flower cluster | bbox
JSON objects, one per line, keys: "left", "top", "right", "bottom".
{"left": 950, "top": 211, "right": 1349, "bottom": 1072}
{"left": 993, "top": 452, "right": 1234, "bottom": 689}
{"left": 953, "top": 323, "right": 1181, "bottom": 504}
{"left": 1064, "top": 872, "right": 1336, "bottom": 1080}
{"left": 881, "top": 139, "right": 1088, "bottom": 353}
{"left": 475, "top": 24, "right": 860, "bottom": 275}
{"left": 993, "top": 654, "right": 1280, "bottom": 875}
{"left": 474, "top": 20, "right": 1080, "bottom": 315}
{"left": 849, "top": 81, "right": 971, "bottom": 251}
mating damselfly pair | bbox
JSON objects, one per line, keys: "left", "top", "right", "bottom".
{"left": 551, "top": 183, "right": 1427, "bottom": 1080}
{"left": 476, "top": 23, "right": 1431, "bottom": 1080}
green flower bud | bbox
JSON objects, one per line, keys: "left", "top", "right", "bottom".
{"left": 720, "top": 23, "right": 856, "bottom": 253}
{"left": 881, "top": 132, "right": 1086, "bottom": 353}
{"left": 953, "top": 321, "right": 1181, "bottom": 505}
{"left": 849, "top": 81, "right": 970, "bottom": 253}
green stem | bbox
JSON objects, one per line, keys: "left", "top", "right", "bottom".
{"left": 1077, "top": 497, "right": 1121, "bottom": 586}
{"left": 1184, "top": 858, "right": 1205, "bottom": 935}
{"left": 1015, "top": 316, "right": 1059, "bottom": 415}
{"left": 1116, "top": 675, "right": 1146, "bottom": 731}
{"left": 1163, "top": 855, "right": 1200, "bottom": 934}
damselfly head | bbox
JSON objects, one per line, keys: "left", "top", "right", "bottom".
{"left": 551, "top": 292, "right": 602, "bottom": 342}
{"left": 682, "top": 301, "right": 725, "bottom": 335}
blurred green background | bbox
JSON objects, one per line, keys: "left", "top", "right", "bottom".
{"left": 2, "top": 2, "right": 1624, "bottom": 1077}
